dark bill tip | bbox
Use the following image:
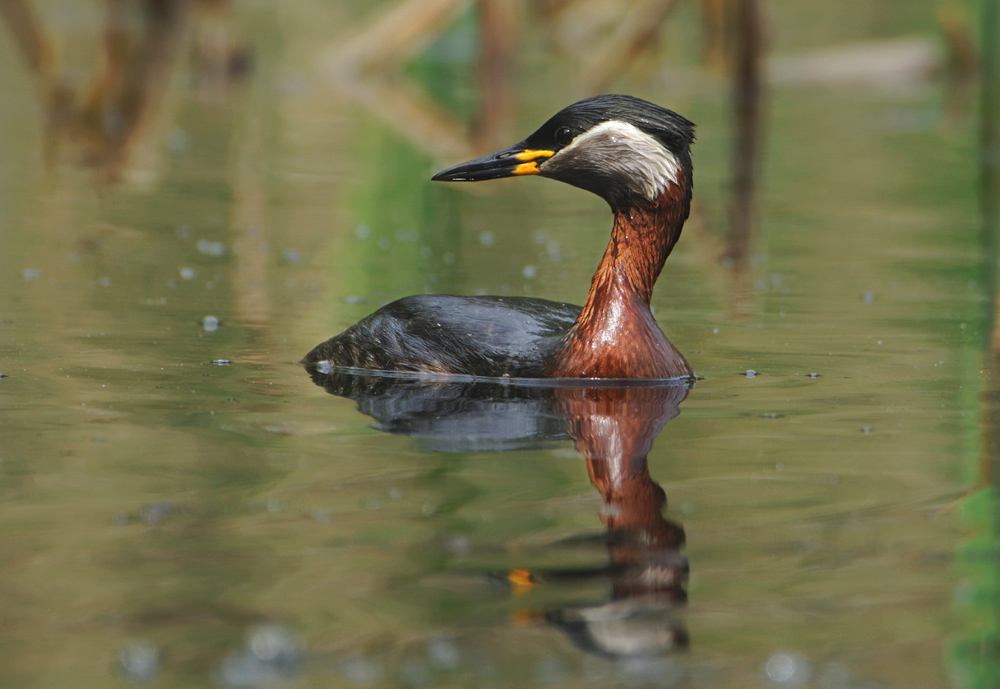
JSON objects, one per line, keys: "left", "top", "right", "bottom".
{"left": 432, "top": 144, "right": 554, "bottom": 182}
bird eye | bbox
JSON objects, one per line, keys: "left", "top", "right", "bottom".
{"left": 554, "top": 127, "right": 575, "bottom": 146}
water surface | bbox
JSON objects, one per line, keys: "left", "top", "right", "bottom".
{"left": 0, "top": 2, "right": 994, "bottom": 687}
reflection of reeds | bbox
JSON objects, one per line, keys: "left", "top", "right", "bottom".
{"left": 953, "top": 5, "right": 1000, "bottom": 684}
{"left": 75, "top": 0, "right": 186, "bottom": 184}
{"left": 229, "top": 81, "right": 274, "bottom": 335}
{"left": 0, "top": 0, "right": 52, "bottom": 77}
{"left": 475, "top": 0, "right": 517, "bottom": 150}
{"left": 320, "top": 0, "right": 482, "bottom": 161}
{"left": 982, "top": 0, "right": 1000, "bottom": 350}
{"left": 725, "top": 0, "right": 762, "bottom": 268}
{"left": 1, "top": 0, "right": 247, "bottom": 186}
{"left": 980, "top": 0, "right": 1000, "bottom": 503}
{"left": 580, "top": 0, "right": 681, "bottom": 94}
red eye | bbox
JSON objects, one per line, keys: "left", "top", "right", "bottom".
{"left": 555, "top": 127, "right": 574, "bottom": 146}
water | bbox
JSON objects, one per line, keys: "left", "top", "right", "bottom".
{"left": 0, "top": 1, "right": 996, "bottom": 687}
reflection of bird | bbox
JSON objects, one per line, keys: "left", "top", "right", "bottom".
{"left": 307, "top": 369, "right": 692, "bottom": 658}
{"left": 303, "top": 95, "right": 696, "bottom": 379}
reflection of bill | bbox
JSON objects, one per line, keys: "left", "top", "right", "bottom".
{"left": 308, "top": 368, "right": 691, "bottom": 658}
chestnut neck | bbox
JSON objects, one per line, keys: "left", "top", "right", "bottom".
{"left": 548, "top": 175, "right": 691, "bottom": 379}
{"left": 586, "top": 170, "right": 689, "bottom": 310}
{"left": 590, "top": 195, "right": 683, "bottom": 307}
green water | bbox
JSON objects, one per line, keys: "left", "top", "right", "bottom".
{"left": 0, "top": 1, "right": 996, "bottom": 687}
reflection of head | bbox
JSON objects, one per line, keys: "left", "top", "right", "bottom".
{"left": 545, "top": 385, "right": 691, "bottom": 659}
{"left": 547, "top": 598, "right": 689, "bottom": 658}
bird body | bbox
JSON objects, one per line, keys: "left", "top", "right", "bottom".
{"left": 303, "top": 95, "right": 695, "bottom": 380}
{"left": 305, "top": 294, "right": 578, "bottom": 378}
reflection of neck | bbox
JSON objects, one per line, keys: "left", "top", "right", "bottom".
{"left": 556, "top": 386, "right": 687, "bottom": 599}
{"left": 549, "top": 180, "right": 691, "bottom": 379}
{"left": 587, "top": 456, "right": 682, "bottom": 545}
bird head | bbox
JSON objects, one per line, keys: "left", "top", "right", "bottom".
{"left": 432, "top": 95, "right": 695, "bottom": 212}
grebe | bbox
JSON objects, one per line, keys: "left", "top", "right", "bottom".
{"left": 302, "top": 94, "right": 695, "bottom": 379}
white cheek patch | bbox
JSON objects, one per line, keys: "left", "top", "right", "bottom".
{"left": 551, "top": 120, "right": 682, "bottom": 201}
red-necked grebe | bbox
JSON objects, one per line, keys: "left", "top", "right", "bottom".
{"left": 302, "top": 94, "right": 695, "bottom": 380}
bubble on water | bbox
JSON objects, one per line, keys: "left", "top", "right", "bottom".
{"left": 479, "top": 231, "right": 495, "bottom": 246}
{"left": 217, "top": 624, "right": 302, "bottom": 686}
{"left": 546, "top": 241, "right": 562, "bottom": 261}
{"left": 863, "top": 292, "right": 874, "bottom": 303}
{"left": 202, "top": 316, "right": 220, "bottom": 332}
{"left": 22, "top": 268, "right": 41, "bottom": 280}
{"left": 427, "top": 635, "right": 460, "bottom": 670}
{"left": 442, "top": 534, "right": 470, "bottom": 553}
{"left": 119, "top": 640, "right": 159, "bottom": 684}
{"left": 142, "top": 501, "right": 174, "bottom": 525}
{"left": 180, "top": 267, "right": 196, "bottom": 280}
{"left": 746, "top": 369, "right": 757, "bottom": 378}
{"left": 522, "top": 265, "right": 537, "bottom": 279}
{"left": 167, "top": 127, "right": 189, "bottom": 155}
{"left": 248, "top": 624, "right": 302, "bottom": 667}
{"left": 355, "top": 225, "right": 370, "bottom": 239}
{"left": 764, "top": 652, "right": 811, "bottom": 686}
{"left": 282, "top": 248, "right": 303, "bottom": 264}
{"left": 197, "top": 239, "right": 226, "bottom": 256}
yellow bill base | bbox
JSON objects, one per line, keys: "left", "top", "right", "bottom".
{"left": 515, "top": 149, "right": 555, "bottom": 162}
